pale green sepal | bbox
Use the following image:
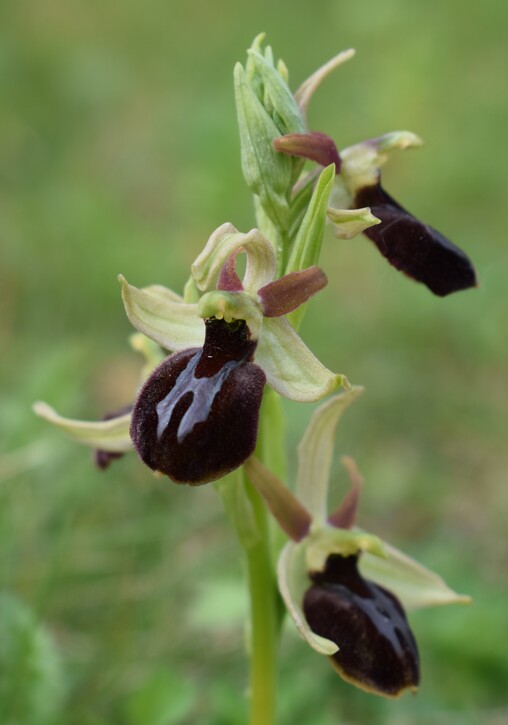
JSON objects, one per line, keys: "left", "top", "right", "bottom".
{"left": 234, "top": 63, "right": 292, "bottom": 230}
{"left": 139, "top": 284, "right": 183, "bottom": 303}
{"left": 327, "top": 206, "right": 381, "bottom": 240}
{"left": 305, "top": 523, "right": 385, "bottom": 573}
{"left": 341, "top": 130, "right": 423, "bottom": 192}
{"left": 295, "top": 49, "right": 356, "bottom": 115}
{"left": 246, "top": 50, "right": 306, "bottom": 135}
{"left": 256, "top": 317, "right": 346, "bottom": 402}
{"left": 197, "top": 291, "right": 263, "bottom": 339}
{"left": 360, "top": 539, "right": 472, "bottom": 611}
{"left": 286, "top": 164, "right": 335, "bottom": 328}
{"left": 277, "top": 541, "right": 338, "bottom": 655}
{"left": 32, "top": 402, "right": 132, "bottom": 452}
{"left": 296, "top": 388, "right": 364, "bottom": 522}
{"left": 374, "top": 130, "right": 423, "bottom": 154}
{"left": 129, "top": 333, "right": 166, "bottom": 379}
{"left": 191, "top": 224, "right": 276, "bottom": 296}
{"left": 119, "top": 275, "right": 204, "bottom": 352}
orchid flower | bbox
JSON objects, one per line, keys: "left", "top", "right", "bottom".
{"left": 35, "top": 223, "right": 347, "bottom": 485}
{"left": 273, "top": 50, "right": 477, "bottom": 297}
{"left": 245, "top": 389, "right": 470, "bottom": 698}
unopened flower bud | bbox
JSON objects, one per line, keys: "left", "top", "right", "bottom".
{"left": 235, "top": 36, "right": 306, "bottom": 233}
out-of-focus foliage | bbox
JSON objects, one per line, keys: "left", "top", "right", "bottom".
{"left": 1, "top": 1, "right": 507, "bottom": 723}
{"left": 0, "top": 594, "right": 64, "bottom": 724}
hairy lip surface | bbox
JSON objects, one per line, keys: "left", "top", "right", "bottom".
{"left": 130, "top": 319, "right": 265, "bottom": 485}
{"left": 304, "top": 554, "right": 420, "bottom": 697}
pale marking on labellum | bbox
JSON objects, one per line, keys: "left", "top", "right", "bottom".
{"left": 156, "top": 354, "right": 240, "bottom": 443}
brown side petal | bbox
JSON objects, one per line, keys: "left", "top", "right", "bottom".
{"left": 258, "top": 266, "right": 327, "bottom": 317}
{"left": 274, "top": 132, "right": 341, "bottom": 171}
{"left": 327, "top": 456, "right": 363, "bottom": 529}
{"left": 217, "top": 252, "right": 244, "bottom": 292}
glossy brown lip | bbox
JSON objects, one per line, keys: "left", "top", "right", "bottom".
{"left": 130, "top": 318, "right": 266, "bottom": 485}
{"left": 304, "top": 553, "right": 420, "bottom": 698}
{"left": 355, "top": 184, "right": 477, "bottom": 297}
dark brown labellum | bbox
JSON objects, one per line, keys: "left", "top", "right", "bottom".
{"left": 130, "top": 319, "right": 266, "bottom": 485}
{"left": 303, "top": 554, "right": 420, "bottom": 698}
{"left": 355, "top": 184, "right": 477, "bottom": 296}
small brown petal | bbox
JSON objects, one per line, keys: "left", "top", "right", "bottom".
{"left": 258, "top": 266, "right": 327, "bottom": 318}
{"left": 274, "top": 132, "right": 341, "bottom": 171}
{"left": 217, "top": 252, "right": 244, "bottom": 292}
{"left": 94, "top": 449, "right": 125, "bottom": 470}
{"left": 327, "top": 456, "right": 363, "bottom": 529}
{"left": 94, "top": 404, "right": 133, "bottom": 470}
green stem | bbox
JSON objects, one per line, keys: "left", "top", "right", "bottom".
{"left": 244, "top": 474, "right": 279, "bottom": 725}
{"left": 253, "top": 195, "right": 290, "bottom": 277}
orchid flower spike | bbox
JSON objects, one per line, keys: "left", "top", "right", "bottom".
{"left": 275, "top": 127, "right": 477, "bottom": 295}
{"left": 245, "top": 389, "right": 470, "bottom": 698}
{"left": 35, "top": 223, "right": 347, "bottom": 486}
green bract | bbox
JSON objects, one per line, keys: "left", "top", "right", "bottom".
{"left": 235, "top": 35, "right": 308, "bottom": 272}
{"left": 234, "top": 55, "right": 294, "bottom": 233}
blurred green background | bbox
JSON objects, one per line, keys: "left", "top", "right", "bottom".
{"left": 1, "top": 0, "right": 507, "bottom": 723}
